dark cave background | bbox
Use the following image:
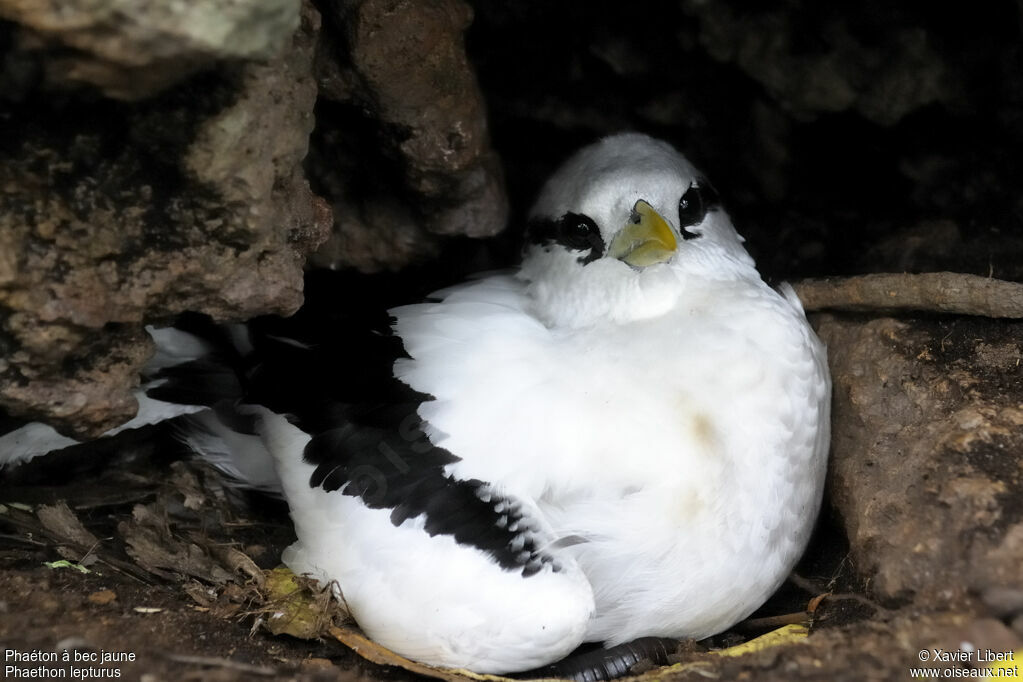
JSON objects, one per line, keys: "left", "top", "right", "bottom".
{"left": 464, "top": 1, "right": 1023, "bottom": 282}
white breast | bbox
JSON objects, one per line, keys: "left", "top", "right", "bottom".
{"left": 392, "top": 272, "right": 830, "bottom": 643}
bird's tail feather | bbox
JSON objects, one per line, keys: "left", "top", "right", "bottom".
{"left": 0, "top": 320, "right": 225, "bottom": 468}
{"left": 0, "top": 313, "right": 278, "bottom": 491}
{"left": 177, "top": 411, "right": 283, "bottom": 495}
{"left": 148, "top": 314, "right": 287, "bottom": 492}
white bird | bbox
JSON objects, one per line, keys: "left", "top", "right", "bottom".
{"left": 0, "top": 132, "right": 830, "bottom": 677}
{"left": 251, "top": 132, "right": 830, "bottom": 672}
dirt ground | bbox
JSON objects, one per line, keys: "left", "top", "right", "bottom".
{"left": 0, "top": 428, "right": 1016, "bottom": 682}
{"left": 0, "top": 434, "right": 379, "bottom": 682}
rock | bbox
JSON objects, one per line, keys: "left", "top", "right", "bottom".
{"left": 0, "top": 0, "right": 301, "bottom": 100}
{"left": 861, "top": 220, "right": 964, "bottom": 274}
{"left": 465, "top": 4, "right": 1022, "bottom": 285}
{"left": 309, "top": 0, "right": 507, "bottom": 271}
{"left": 681, "top": 1, "right": 955, "bottom": 126}
{"left": 693, "top": 611, "right": 1010, "bottom": 682}
{"left": 858, "top": 219, "right": 1023, "bottom": 283}
{"left": 818, "top": 314, "right": 1023, "bottom": 605}
{"left": 308, "top": 189, "right": 440, "bottom": 273}
{"left": 0, "top": 3, "right": 330, "bottom": 437}
{"left": 1, "top": 327, "right": 155, "bottom": 437}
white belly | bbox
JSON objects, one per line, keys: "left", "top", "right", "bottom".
{"left": 400, "top": 281, "right": 830, "bottom": 642}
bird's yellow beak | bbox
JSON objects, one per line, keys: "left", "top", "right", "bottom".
{"left": 607, "top": 200, "right": 678, "bottom": 267}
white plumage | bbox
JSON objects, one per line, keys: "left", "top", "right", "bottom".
{"left": 265, "top": 133, "right": 830, "bottom": 671}
{"left": 0, "top": 132, "right": 830, "bottom": 676}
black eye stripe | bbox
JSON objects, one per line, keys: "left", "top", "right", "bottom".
{"left": 678, "top": 179, "right": 721, "bottom": 240}
{"left": 525, "top": 212, "right": 605, "bottom": 264}
{"left": 699, "top": 179, "right": 721, "bottom": 210}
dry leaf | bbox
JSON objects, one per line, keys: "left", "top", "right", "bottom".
{"left": 708, "top": 624, "right": 809, "bottom": 658}
{"left": 262, "top": 567, "right": 340, "bottom": 639}
{"left": 328, "top": 626, "right": 531, "bottom": 682}
{"left": 36, "top": 502, "right": 99, "bottom": 550}
{"left": 87, "top": 589, "right": 118, "bottom": 605}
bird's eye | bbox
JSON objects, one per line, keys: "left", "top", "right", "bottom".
{"left": 553, "top": 212, "right": 603, "bottom": 263}
{"left": 678, "top": 181, "right": 720, "bottom": 240}
{"left": 558, "top": 213, "right": 599, "bottom": 248}
{"left": 567, "top": 217, "right": 594, "bottom": 235}
{"left": 523, "top": 212, "right": 604, "bottom": 264}
{"left": 678, "top": 186, "right": 707, "bottom": 232}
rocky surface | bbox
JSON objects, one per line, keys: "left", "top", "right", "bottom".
{"left": 658, "top": 613, "right": 1022, "bottom": 682}
{"left": 308, "top": 0, "right": 507, "bottom": 271}
{"left": 681, "top": 2, "right": 955, "bottom": 126}
{"left": 0, "top": 4, "right": 329, "bottom": 437}
{"left": 0, "top": 0, "right": 512, "bottom": 433}
{"left": 0, "top": 0, "right": 301, "bottom": 100}
{"left": 818, "top": 314, "right": 1023, "bottom": 606}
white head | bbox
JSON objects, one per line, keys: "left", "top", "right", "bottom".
{"left": 519, "top": 133, "right": 758, "bottom": 328}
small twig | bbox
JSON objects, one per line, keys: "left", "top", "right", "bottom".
{"left": 788, "top": 572, "right": 824, "bottom": 594}
{"left": 735, "top": 612, "right": 809, "bottom": 631}
{"left": 792, "top": 272, "right": 1023, "bottom": 318}
{"left": 0, "top": 532, "right": 47, "bottom": 547}
{"left": 824, "top": 592, "right": 896, "bottom": 617}
{"left": 78, "top": 538, "right": 103, "bottom": 566}
{"left": 161, "top": 653, "right": 278, "bottom": 676}
{"left": 93, "top": 556, "right": 155, "bottom": 586}
{"left": 0, "top": 504, "right": 154, "bottom": 584}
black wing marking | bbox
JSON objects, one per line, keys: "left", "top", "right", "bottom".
{"left": 146, "top": 273, "right": 561, "bottom": 578}
{"left": 143, "top": 311, "right": 251, "bottom": 408}
{"left": 303, "top": 418, "right": 561, "bottom": 577}
{"left": 146, "top": 357, "right": 245, "bottom": 407}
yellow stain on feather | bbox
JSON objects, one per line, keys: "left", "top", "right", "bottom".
{"left": 690, "top": 413, "right": 716, "bottom": 450}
